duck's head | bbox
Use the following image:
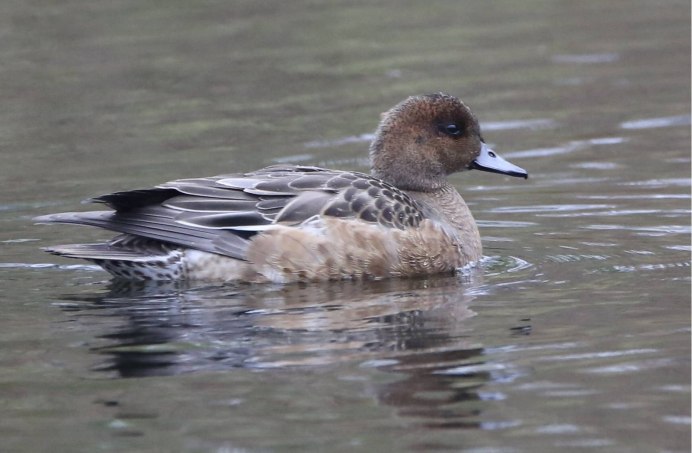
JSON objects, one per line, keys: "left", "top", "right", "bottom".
{"left": 369, "top": 93, "right": 527, "bottom": 192}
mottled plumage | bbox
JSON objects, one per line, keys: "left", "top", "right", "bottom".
{"left": 36, "top": 93, "right": 528, "bottom": 282}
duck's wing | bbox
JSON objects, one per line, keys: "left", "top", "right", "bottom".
{"left": 36, "top": 165, "right": 425, "bottom": 260}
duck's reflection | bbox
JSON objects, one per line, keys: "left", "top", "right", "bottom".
{"left": 375, "top": 348, "right": 487, "bottom": 429}
{"left": 59, "top": 270, "right": 495, "bottom": 429}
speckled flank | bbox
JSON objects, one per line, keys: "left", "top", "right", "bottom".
{"left": 93, "top": 249, "right": 185, "bottom": 280}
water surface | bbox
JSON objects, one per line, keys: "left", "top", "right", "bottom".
{"left": 1, "top": 1, "right": 689, "bottom": 451}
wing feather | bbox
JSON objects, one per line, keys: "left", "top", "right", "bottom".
{"left": 37, "top": 164, "right": 428, "bottom": 261}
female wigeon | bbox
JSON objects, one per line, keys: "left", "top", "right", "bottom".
{"left": 36, "top": 93, "right": 527, "bottom": 282}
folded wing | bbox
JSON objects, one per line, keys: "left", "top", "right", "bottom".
{"left": 36, "top": 165, "right": 425, "bottom": 261}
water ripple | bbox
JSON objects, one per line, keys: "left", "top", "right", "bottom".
{"left": 503, "top": 144, "right": 580, "bottom": 159}
{"left": 584, "top": 194, "right": 690, "bottom": 200}
{"left": 620, "top": 115, "right": 691, "bottom": 129}
{"left": 489, "top": 204, "right": 613, "bottom": 214}
{"left": 482, "top": 255, "right": 534, "bottom": 277}
{"left": 584, "top": 358, "right": 677, "bottom": 374}
{"left": 482, "top": 118, "right": 557, "bottom": 131}
{"left": 664, "top": 245, "right": 692, "bottom": 252}
{"left": 434, "top": 362, "right": 508, "bottom": 375}
{"left": 1, "top": 238, "right": 41, "bottom": 244}
{"left": 552, "top": 52, "right": 620, "bottom": 64}
{"left": 538, "top": 209, "right": 677, "bottom": 218}
{"left": 571, "top": 162, "right": 621, "bottom": 170}
{"left": 304, "top": 133, "right": 374, "bottom": 149}
{"left": 0, "top": 262, "right": 103, "bottom": 272}
{"left": 547, "top": 254, "right": 610, "bottom": 263}
{"left": 537, "top": 348, "right": 657, "bottom": 362}
{"left": 662, "top": 416, "right": 692, "bottom": 425}
{"left": 504, "top": 137, "right": 626, "bottom": 160}
{"left": 584, "top": 224, "right": 691, "bottom": 235}
{"left": 477, "top": 220, "right": 538, "bottom": 228}
{"left": 535, "top": 424, "right": 581, "bottom": 434}
{"left": 555, "top": 439, "right": 615, "bottom": 448}
{"left": 611, "top": 261, "right": 690, "bottom": 273}
{"left": 618, "top": 178, "right": 691, "bottom": 188}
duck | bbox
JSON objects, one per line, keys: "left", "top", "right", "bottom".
{"left": 35, "top": 93, "right": 527, "bottom": 283}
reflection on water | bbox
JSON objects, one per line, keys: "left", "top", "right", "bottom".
{"left": 374, "top": 348, "right": 489, "bottom": 430}
{"left": 56, "top": 273, "right": 483, "bottom": 377}
{"left": 54, "top": 272, "right": 515, "bottom": 430}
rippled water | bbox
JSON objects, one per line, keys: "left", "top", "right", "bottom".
{"left": 1, "top": 1, "right": 689, "bottom": 451}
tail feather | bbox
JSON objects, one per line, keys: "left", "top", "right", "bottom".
{"left": 42, "top": 235, "right": 186, "bottom": 280}
{"left": 34, "top": 210, "right": 249, "bottom": 260}
{"left": 43, "top": 243, "right": 157, "bottom": 262}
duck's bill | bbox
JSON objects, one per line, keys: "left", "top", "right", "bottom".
{"left": 470, "top": 143, "right": 528, "bottom": 179}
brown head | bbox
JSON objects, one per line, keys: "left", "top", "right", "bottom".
{"left": 369, "top": 93, "right": 527, "bottom": 192}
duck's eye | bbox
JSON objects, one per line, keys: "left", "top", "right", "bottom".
{"left": 440, "top": 123, "right": 462, "bottom": 136}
